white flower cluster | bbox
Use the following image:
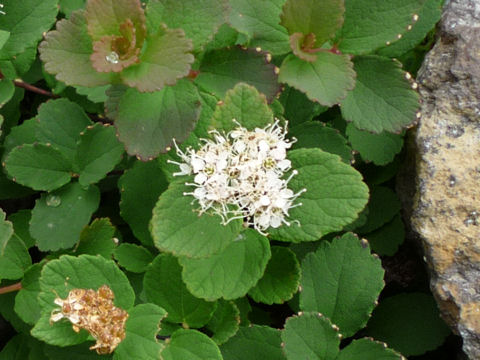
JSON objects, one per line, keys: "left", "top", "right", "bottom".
{"left": 169, "top": 120, "right": 306, "bottom": 234}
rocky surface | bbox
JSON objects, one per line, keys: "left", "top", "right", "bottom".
{"left": 410, "top": 0, "right": 480, "bottom": 358}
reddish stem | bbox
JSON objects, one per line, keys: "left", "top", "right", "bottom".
{"left": 14, "top": 80, "right": 58, "bottom": 98}
{"left": 0, "top": 282, "right": 22, "bottom": 295}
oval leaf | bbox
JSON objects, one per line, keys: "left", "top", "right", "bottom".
{"left": 279, "top": 52, "right": 355, "bottom": 106}
{"left": 282, "top": 312, "right": 340, "bottom": 360}
{"left": 248, "top": 246, "right": 301, "bottom": 305}
{"left": 160, "top": 329, "right": 223, "bottom": 360}
{"left": 211, "top": 82, "right": 273, "bottom": 133}
{"left": 144, "top": 254, "right": 217, "bottom": 328}
{"left": 340, "top": 55, "right": 420, "bottom": 133}
{"left": 337, "top": 338, "right": 403, "bottom": 360}
{"left": 195, "top": 47, "right": 280, "bottom": 102}
{"left": 179, "top": 229, "right": 271, "bottom": 301}
{"left": 4, "top": 144, "right": 72, "bottom": 192}
{"left": 114, "top": 303, "right": 167, "bottom": 360}
{"left": 151, "top": 181, "right": 243, "bottom": 259}
{"left": 221, "top": 325, "right": 286, "bottom": 360}
{"left": 299, "top": 233, "right": 384, "bottom": 337}
{"left": 113, "top": 80, "right": 201, "bottom": 160}
{"left": 30, "top": 182, "right": 100, "bottom": 251}
{"left": 268, "top": 148, "right": 369, "bottom": 242}
{"left": 32, "top": 254, "right": 135, "bottom": 347}
{"left": 74, "top": 123, "right": 125, "bottom": 186}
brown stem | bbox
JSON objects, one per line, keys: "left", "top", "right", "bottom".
{"left": 14, "top": 80, "right": 58, "bottom": 98}
{"left": 0, "top": 282, "right": 22, "bottom": 295}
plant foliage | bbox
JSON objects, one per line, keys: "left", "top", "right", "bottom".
{"left": 0, "top": 0, "right": 450, "bottom": 359}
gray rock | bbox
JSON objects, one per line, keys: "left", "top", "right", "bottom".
{"left": 411, "top": 0, "right": 480, "bottom": 358}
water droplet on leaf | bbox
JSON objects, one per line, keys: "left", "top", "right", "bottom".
{"left": 106, "top": 51, "right": 120, "bottom": 64}
{"left": 46, "top": 194, "right": 61, "bottom": 207}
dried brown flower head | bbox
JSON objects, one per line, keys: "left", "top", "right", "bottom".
{"left": 50, "top": 284, "right": 129, "bottom": 354}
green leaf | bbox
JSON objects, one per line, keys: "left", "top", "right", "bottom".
{"left": 0, "top": 234, "right": 31, "bottom": 280}
{"left": 35, "top": 98, "right": 92, "bottom": 162}
{"left": 30, "top": 182, "right": 101, "bottom": 251}
{"left": 337, "top": 0, "right": 424, "bottom": 54}
{"left": 221, "top": 325, "right": 286, "bottom": 360}
{"left": 113, "top": 80, "right": 201, "bottom": 160}
{"left": 59, "top": 0, "right": 86, "bottom": 17}
{"left": 299, "top": 233, "right": 384, "bottom": 337}
{"left": 7, "top": 210, "right": 35, "bottom": 248}
{"left": 144, "top": 254, "right": 217, "bottom": 328}
{"left": 268, "top": 148, "right": 369, "bottom": 242}
{"left": 156, "top": 90, "right": 221, "bottom": 181}
{"left": 2, "top": 118, "right": 36, "bottom": 159}
{"left": 114, "top": 303, "right": 167, "bottom": 360}
{"left": 0, "top": 30, "right": 10, "bottom": 50}
{"left": 121, "top": 27, "right": 194, "bottom": 92}
{"left": 74, "top": 123, "right": 124, "bottom": 186}
{"left": 32, "top": 254, "right": 135, "bottom": 347}
{"left": 160, "top": 329, "right": 223, "bottom": 360}
{"left": 195, "top": 47, "right": 280, "bottom": 102}
{"left": 39, "top": 11, "right": 113, "bottom": 87}
{"left": 0, "top": 208, "right": 14, "bottom": 254}
{"left": 290, "top": 122, "right": 352, "bottom": 163}
{"left": 146, "top": 0, "right": 228, "bottom": 51}
{"left": 248, "top": 246, "right": 300, "bottom": 305}
{"left": 376, "top": 0, "right": 442, "bottom": 57}
{"left": 118, "top": 160, "right": 168, "bottom": 247}
{"left": 211, "top": 83, "right": 273, "bottom": 132}
{"left": 340, "top": 56, "right": 420, "bottom": 133}
{"left": 229, "top": 0, "right": 290, "bottom": 55}
{"left": 356, "top": 186, "right": 401, "bottom": 234}
{"left": 279, "top": 52, "right": 355, "bottom": 106}
{"left": 281, "top": 0, "right": 344, "bottom": 46}
{"left": 279, "top": 86, "right": 327, "bottom": 126}
{"left": 0, "top": 0, "right": 58, "bottom": 57}
{"left": 4, "top": 144, "right": 72, "bottom": 191}
{"left": 337, "top": 338, "right": 403, "bottom": 360}
{"left": 204, "top": 24, "right": 242, "bottom": 52}
{"left": 14, "top": 262, "right": 44, "bottom": 325}
{"left": 366, "top": 293, "right": 451, "bottom": 356}
{"left": 365, "top": 214, "right": 404, "bottom": 256}
{"left": 0, "top": 79, "right": 14, "bottom": 107}
{"left": 206, "top": 300, "right": 240, "bottom": 345}
{"left": 114, "top": 243, "right": 154, "bottom": 273}
{"left": 75, "top": 85, "right": 110, "bottom": 103}
{"left": 282, "top": 312, "right": 340, "bottom": 360}
{"left": 44, "top": 343, "right": 110, "bottom": 359}
{"left": 179, "top": 229, "right": 271, "bottom": 301}
{"left": 86, "top": 0, "right": 146, "bottom": 42}
{"left": 151, "top": 181, "right": 243, "bottom": 259}
{"left": 75, "top": 218, "right": 117, "bottom": 259}
{"left": 346, "top": 123, "right": 404, "bottom": 165}
{"left": 0, "top": 174, "right": 35, "bottom": 201}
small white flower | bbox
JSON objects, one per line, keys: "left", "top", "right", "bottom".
{"left": 171, "top": 119, "right": 304, "bottom": 234}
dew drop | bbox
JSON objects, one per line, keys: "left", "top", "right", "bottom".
{"left": 47, "top": 223, "right": 54, "bottom": 229}
{"left": 46, "top": 194, "right": 61, "bottom": 207}
{"left": 106, "top": 51, "right": 120, "bottom": 64}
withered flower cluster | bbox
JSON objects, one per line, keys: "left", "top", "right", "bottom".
{"left": 50, "top": 285, "right": 128, "bottom": 354}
